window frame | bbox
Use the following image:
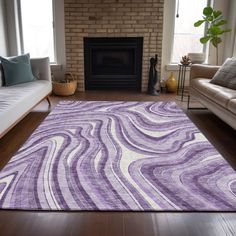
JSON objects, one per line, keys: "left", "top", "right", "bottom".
{"left": 170, "top": 0, "right": 212, "bottom": 64}
{"left": 17, "top": 0, "right": 57, "bottom": 64}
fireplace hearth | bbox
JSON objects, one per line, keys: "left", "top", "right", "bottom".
{"left": 84, "top": 37, "right": 143, "bottom": 90}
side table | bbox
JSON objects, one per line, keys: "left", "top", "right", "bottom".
{"left": 177, "top": 64, "right": 191, "bottom": 101}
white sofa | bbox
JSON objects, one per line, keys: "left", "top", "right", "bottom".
{"left": 0, "top": 57, "right": 52, "bottom": 138}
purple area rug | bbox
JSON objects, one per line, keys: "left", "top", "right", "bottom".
{"left": 0, "top": 101, "right": 236, "bottom": 211}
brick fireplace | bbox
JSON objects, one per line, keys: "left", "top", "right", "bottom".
{"left": 64, "top": 0, "right": 164, "bottom": 92}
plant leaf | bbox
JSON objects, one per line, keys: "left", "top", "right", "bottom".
{"left": 214, "top": 19, "right": 227, "bottom": 27}
{"left": 207, "top": 16, "right": 214, "bottom": 22}
{"left": 213, "top": 10, "right": 222, "bottom": 19}
{"left": 222, "top": 29, "right": 231, "bottom": 33}
{"left": 200, "top": 36, "right": 211, "bottom": 44}
{"left": 194, "top": 20, "right": 205, "bottom": 27}
{"left": 203, "top": 7, "right": 213, "bottom": 16}
{"left": 211, "top": 37, "right": 222, "bottom": 47}
{"left": 208, "top": 26, "right": 222, "bottom": 35}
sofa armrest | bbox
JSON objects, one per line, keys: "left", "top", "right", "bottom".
{"left": 31, "top": 57, "right": 51, "bottom": 82}
{"left": 190, "top": 64, "right": 220, "bottom": 80}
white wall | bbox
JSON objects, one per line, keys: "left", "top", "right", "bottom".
{"left": 53, "top": 0, "right": 66, "bottom": 68}
{"left": 51, "top": 0, "right": 66, "bottom": 79}
{"left": 161, "top": 0, "right": 176, "bottom": 82}
{"left": 0, "top": 0, "right": 8, "bottom": 56}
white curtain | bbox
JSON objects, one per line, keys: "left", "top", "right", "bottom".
{"left": 224, "top": 0, "right": 236, "bottom": 58}
{"left": 233, "top": 32, "right": 236, "bottom": 57}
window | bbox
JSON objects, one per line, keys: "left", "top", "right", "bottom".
{"left": 19, "top": 0, "right": 55, "bottom": 63}
{"left": 171, "top": 0, "right": 209, "bottom": 63}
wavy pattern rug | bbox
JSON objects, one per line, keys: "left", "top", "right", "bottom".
{"left": 0, "top": 101, "right": 236, "bottom": 211}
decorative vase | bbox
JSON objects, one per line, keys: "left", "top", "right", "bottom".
{"left": 166, "top": 72, "right": 177, "bottom": 93}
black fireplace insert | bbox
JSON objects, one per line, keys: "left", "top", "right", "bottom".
{"left": 84, "top": 37, "right": 143, "bottom": 90}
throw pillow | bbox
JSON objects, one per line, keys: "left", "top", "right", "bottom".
{"left": 210, "top": 58, "right": 236, "bottom": 89}
{"left": 0, "top": 54, "right": 35, "bottom": 86}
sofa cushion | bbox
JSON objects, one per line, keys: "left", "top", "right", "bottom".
{"left": 191, "top": 78, "right": 236, "bottom": 107}
{"left": 0, "top": 80, "right": 51, "bottom": 135}
{"left": 0, "top": 54, "right": 35, "bottom": 86}
{"left": 228, "top": 99, "right": 236, "bottom": 115}
{"left": 210, "top": 58, "right": 236, "bottom": 89}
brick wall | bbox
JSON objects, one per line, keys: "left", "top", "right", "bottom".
{"left": 64, "top": 0, "right": 164, "bottom": 92}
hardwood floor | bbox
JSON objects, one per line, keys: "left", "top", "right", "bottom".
{"left": 0, "top": 91, "right": 236, "bottom": 236}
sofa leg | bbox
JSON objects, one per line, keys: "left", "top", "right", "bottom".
{"left": 187, "top": 95, "right": 208, "bottom": 110}
{"left": 46, "top": 96, "right": 51, "bottom": 107}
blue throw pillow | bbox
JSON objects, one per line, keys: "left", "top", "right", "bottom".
{"left": 0, "top": 54, "right": 36, "bottom": 86}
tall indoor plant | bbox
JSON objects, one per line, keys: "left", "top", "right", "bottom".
{"left": 194, "top": 6, "right": 231, "bottom": 65}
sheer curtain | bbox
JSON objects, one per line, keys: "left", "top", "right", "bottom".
{"left": 233, "top": 31, "right": 236, "bottom": 57}
{"left": 224, "top": 0, "right": 236, "bottom": 58}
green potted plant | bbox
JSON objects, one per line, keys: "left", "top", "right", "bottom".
{"left": 194, "top": 6, "right": 231, "bottom": 65}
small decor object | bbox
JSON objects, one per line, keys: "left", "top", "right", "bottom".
{"left": 187, "top": 53, "right": 205, "bottom": 64}
{"left": 166, "top": 72, "right": 177, "bottom": 93}
{"left": 148, "top": 54, "right": 160, "bottom": 96}
{"left": 52, "top": 72, "right": 77, "bottom": 96}
{"left": 160, "top": 79, "right": 166, "bottom": 93}
{"left": 180, "top": 55, "right": 191, "bottom": 65}
{"left": 194, "top": 6, "right": 231, "bottom": 65}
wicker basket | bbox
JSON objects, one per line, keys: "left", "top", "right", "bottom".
{"left": 52, "top": 73, "right": 77, "bottom": 96}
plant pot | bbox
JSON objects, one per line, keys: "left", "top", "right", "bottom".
{"left": 187, "top": 53, "right": 205, "bottom": 64}
{"left": 52, "top": 81, "right": 77, "bottom": 96}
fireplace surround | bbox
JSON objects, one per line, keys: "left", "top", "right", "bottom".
{"left": 64, "top": 0, "right": 164, "bottom": 92}
{"left": 84, "top": 37, "right": 143, "bottom": 90}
